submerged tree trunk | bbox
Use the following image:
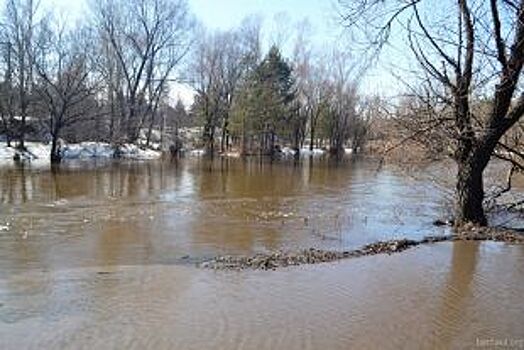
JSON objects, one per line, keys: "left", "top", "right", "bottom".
{"left": 145, "top": 111, "right": 156, "bottom": 147}
{"left": 455, "top": 159, "right": 487, "bottom": 226}
{"left": 50, "top": 135, "right": 62, "bottom": 164}
{"left": 2, "top": 119, "right": 12, "bottom": 147}
{"left": 203, "top": 124, "right": 215, "bottom": 158}
{"left": 221, "top": 114, "right": 229, "bottom": 153}
{"left": 309, "top": 125, "right": 315, "bottom": 153}
{"left": 240, "top": 121, "right": 247, "bottom": 157}
{"left": 269, "top": 131, "right": 276, "bottom": 158}
{"left": 18, "top": 116, "right": 26, "bottom": 150}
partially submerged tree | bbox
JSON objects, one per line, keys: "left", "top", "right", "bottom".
{"left": 253, "top": 46, "right": 296, "bottom": 156}
{"left": 191, "top": 18, "right": 262, "bottom": 156}
{"left": 230, "top": 46, "right": 297, "bottom": 157}
{"left": 322, "top": 50, "right": 359, "bottom": 157}
{"left": 339, "top": 0, "right": 524, "bottom": 225}
{"left": 190, "top": 29, "right": 224, "bottom": 156}
{"left": 91, "top": 0, "right": 193, "bottom": 143}
{"left": 1, "top": 0, "right": 39, "bottom": 149}
{"left": 32, "top": 21, "right": 99, "bottom": 163}
{"left": 0, "top": 36, "right": 18, "bottom": 147}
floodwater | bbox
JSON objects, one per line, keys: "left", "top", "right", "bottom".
{"left": 0, "top": 158, "right": 523, "bottom": 349}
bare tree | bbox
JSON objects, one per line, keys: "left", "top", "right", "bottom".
{"left": 217, "top": 29, "right": 254, "bottom": 153}
{"left": 340, "top": 0, "right": 524, "bottom": 225}
{"left": 191, "top": 18, "right": 262, "bottom": 156}
{"left": 351, "top": 95, "right": 375, "bottom": 153}
{"left": 229, "top": 16, "right": 263, "bottom": 156}
{"left": 302, "top": 58, "right": 333, "bottom": 152}
{"left": 0, "top": 41, "right": 15, "bottom": 146}
{"left": 1, "top": 0, "right": 39, "bottom": 149}
{"left": 291, "top": 20, "right": 314, "bottom": 156}
{"left": 190, "top": 28, "right": 223, "bottom": 156}
{"left": 92, "top": 0, "right": 194, "bottom": 144}
{"left": 315, "top": 49, "right": 359, "bottom": 157}
{"left": 32, "top": 21, "right": 100, "bottom": 162}
{"left": 95, "top": 21, "right": 122, "bottom": 142}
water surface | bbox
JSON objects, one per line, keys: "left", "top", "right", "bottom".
{"left": 0, "top": 158, "right": 450, "bottom": 271}
{"left": 0, "top": 158, "right": 523, "bottom": 349}
{"left": 0, "top": 242, "right": 522, "bottom": 349}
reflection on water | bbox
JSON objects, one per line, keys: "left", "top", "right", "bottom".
{"left": 0, "top": 158, "right": 448, "bottom": 272}
{"left": 0, "top": 243, "right": 522, "bottom": 349}
{"left": 431, "top": 241, "right": 479, "bottom": 349}
{"left": 0, "top": 159, "right": 523, "bottom": 349}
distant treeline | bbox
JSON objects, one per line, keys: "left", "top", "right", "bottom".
{"left": 0, "top": 0, "right": 385, "bottom": 162}
{"left": 0, "top": 0, "right": 195, "bottom": 162}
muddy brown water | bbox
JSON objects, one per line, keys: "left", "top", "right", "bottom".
{"left": 0, "top": 157, "right": 523, "bottom": 349}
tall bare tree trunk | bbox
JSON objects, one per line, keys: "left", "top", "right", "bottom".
{"left": 309, "top": 123, "right": 315, "bottom": 152}
{"left": 456, "top": 158, "right": 487, "bottom": 225}
{"left": 50, "top": 131, "right": 62, "bottom": 163}
{"left": 220, "top": 116, "right": 229, "bottom": 153}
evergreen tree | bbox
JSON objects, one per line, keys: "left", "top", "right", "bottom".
{"left": 231, "top": 46, "right": 296, "bottom": 156}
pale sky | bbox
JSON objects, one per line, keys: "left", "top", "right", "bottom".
{"left": 2, "top": 0, "right": 401, "bottom": 102}
{"left": 44, "top": 0, "right": 343, "bottom": 50}
{"left": 190, "top": 0, "right": 341, "bottom": 44}
{"left": 185, "top": 0, "right": 404, "bottom": 96}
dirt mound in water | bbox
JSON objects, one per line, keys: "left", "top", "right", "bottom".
{"left": 200, "top": 226, "right": 524, "bottom": 270}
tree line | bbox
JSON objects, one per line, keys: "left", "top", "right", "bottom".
{"left": 190, "top": 19, "right": 372, "bottom": 158}
{"left": 0, "top": 0, "right": 373, "bottom": 162}
{"left": 0, "top": 0, "right": 193, "bottom": 162}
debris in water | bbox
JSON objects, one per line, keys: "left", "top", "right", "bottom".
{"left": 200, "top": 227, "right": 523, "bottom": 270}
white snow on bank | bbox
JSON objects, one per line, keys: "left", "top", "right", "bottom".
{"left": 0, "top": 141, "right": 327, "bottom": 165}
{"left": 117, "top": 144, "right": 162, "bottom": 160}
{"left": 190, "top": 149, "right": 206, "bottom": 157}
{"left": 0, "top": 142, "right": 162, "bottom": 165}
{"left": 0, "top": 144, "right": 15, "bottom": 161}
{"left": 0, "top": 142, "right": 50, "bottom": 163}
{"left": 187, "top": 147, "right": 326, "bottom": 158}
{"left": 280, "top": 147, "right": 326, "bottom": 157}
{"left": 280, "top": 147, "right": 296, "bottom": 157}
{"left": 300, "top": 148, "right": 326, "bottom": 157}
{"left": 224, "top": 151, "right": 241, "bottom": 158}
{"left": 62, "top": 142, "right": 114, "bottom": 159}
{"left": 27, "top": 143, "right": 51, "bottom": 161}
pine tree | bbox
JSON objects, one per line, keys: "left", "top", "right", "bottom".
{"left": 232, "top": 46, "right": 296, "bottom": 156}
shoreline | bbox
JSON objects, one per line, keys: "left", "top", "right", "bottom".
{"left": 199, "top": 225, "right": 524, "bottom": 270}
{"left": 0, "top": 141, "right": 163, "bottom": 164}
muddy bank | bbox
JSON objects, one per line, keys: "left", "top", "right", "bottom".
{"left": 200, "top": 226, "right": 524, "bottom": 270}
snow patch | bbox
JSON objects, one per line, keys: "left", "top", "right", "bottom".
{"left": 300, "top": 148, "right": 326, "bottom": 157}
{"left": 280, "top": 147, "right": 297, "bottom": 157}
{"left": 0, "top": 141, "right": 162, "bottom": 164}
{"left": 117, "top": 144, "right": 162, "bottom": 160}
{"left": 0, "top": 145, "right": 15, "bottom": 161}
{"left": 62, "top": 142, "right": 114, "bottom": 159}
{"left": 0, "top": 142, "right": 51, "bottom": 163}
{"left": 190, "top": 149, "right": 206, "bottom": 157}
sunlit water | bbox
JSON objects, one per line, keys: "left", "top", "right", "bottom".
{"left": 0, "top": 158, "right": 522, "bottom": 349}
